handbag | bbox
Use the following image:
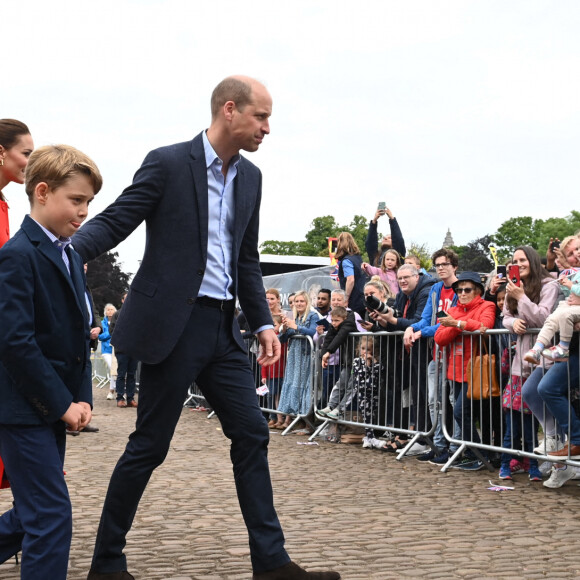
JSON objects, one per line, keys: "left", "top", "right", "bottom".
{"left": 466, "top": 339, "right": 500, "bottom": 400}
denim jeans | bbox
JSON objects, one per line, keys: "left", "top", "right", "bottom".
{"left": 521, "top": 366, "right": 565, "bottom": 440}
{"left": 501, "top": 409, "right": 538, "bottom": 468}
{"left": 537, "top": 353, "right": 580, "bottom": 445}
{"left": 116, "top": 352, "right": 137, "bottom": 402}
{"left": 428, "top": 360, "right": 447, "bottom": 450}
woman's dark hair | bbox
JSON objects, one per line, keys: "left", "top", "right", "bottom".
{"left": 0, "top": 119, "right": 30, "bottom": 149}
{"left": 506, "top": 245, "right": 552, "bottom": 315}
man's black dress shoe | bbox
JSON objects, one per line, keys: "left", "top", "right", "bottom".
{"left": 82, "top": 424, "right": 100, "bottom": 433}
{"left": 86, "top": 571, "right": 135, "bottom": 579}
{"left": 253, "top": 561, "right": 340, "bottom": 580}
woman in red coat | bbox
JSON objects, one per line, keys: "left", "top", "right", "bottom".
{"left": 435, "top": 272, "right": 496, "bottom": 470}
{"left": 0, "top": 119, "right": 33, "bottom": 489}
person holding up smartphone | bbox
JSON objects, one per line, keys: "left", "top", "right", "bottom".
{"left": 365, "top": 202, "right": 406, "bottom": 268}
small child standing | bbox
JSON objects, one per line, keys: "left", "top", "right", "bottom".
{"left": 352, "top": 337, "right": 385, "bottom": 449}
{"left": 0, "top": 145, "right": 102, "bottom": 579}
{"left": 524, "top": 238, "right": 580, "bottom": 364}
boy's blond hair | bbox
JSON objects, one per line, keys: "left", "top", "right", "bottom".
{"left": 25, "top": 144, "right": 103, "bottom": 201}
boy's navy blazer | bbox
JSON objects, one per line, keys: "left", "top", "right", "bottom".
{"left": 0, "top": 216, "right": 93, "bottom": 425}
{"left": 72, "top": 132, "right": 273, "bottom": 365}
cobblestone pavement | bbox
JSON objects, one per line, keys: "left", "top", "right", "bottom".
{"left": 2, "top": 386, "right": 580, "bottom": 580}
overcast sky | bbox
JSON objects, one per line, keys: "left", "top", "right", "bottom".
{"left": 4, "top": 0, "right": 579, "bottom": 276}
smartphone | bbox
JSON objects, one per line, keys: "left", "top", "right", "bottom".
{"left": 377, "top": 202, "right": 386, "bottom": 211}
{"left": 509, "top": 265, "right": 520, "bottom": 286}
{"left": 436, "top": 311, "right": 448, "bottom": 319}
{"left": 550, "top": 240, "right": 561, "bottom": 252}
{"left": 317, "top": 318, "right": 330, "bottom": 331}
{"left": 497, "top": 265, "right": 507, "bottom": 279}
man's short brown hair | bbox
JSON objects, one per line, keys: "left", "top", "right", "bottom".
{"left": 25, "top": 145, "right": 103, "bottom": 201}
{"left": 210, "top": 77, "right": 253, "bottom": 119}
{"left": 431, "top": 248, "right": 459, "bottom": 268}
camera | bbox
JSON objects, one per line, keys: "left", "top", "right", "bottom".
{"left": 365, "top": 294, "right": 390, "bottom": 314}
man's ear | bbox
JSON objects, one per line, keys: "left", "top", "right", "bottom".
{"left": 34, "top": 182, "right": 50, "bottom": 205}
{"left": 223, "top": 100, "right": 236, "bottom": 121}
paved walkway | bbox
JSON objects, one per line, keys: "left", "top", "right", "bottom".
{"left": 2, "top": 385, "right": 580, "bottom": 580}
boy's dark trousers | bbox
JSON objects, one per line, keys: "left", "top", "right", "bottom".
{"left": 0, "top": 422, "right": 71, "bottom": 580}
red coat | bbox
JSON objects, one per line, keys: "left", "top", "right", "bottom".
{"left": 261, "top": 341, "right": 288, "bottom": 380}
{"left": 435, "top": 296, "right": 496, "bottom": 383}
{"left": 0, "top": 200, "right": 8, "bottom": 486}
{"left": 0, "top": 200, "right": 9, "bottom": 248}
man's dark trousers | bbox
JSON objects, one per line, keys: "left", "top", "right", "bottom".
{"left": 91, "top": 301, "right": 289, "bottom": 574}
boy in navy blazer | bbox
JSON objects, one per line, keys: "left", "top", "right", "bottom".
{"left": 0, "top": 144, "right": 102, "bottom": 579}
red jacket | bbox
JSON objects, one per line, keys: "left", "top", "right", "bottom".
{"left": 0, "top": 200, "right": 9, "bottom": 248}
{"left": 435, "top": 296, "right": 496, "bottom": 383}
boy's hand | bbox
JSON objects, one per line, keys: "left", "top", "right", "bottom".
{"left": 321, "top": 352, "right": 330, "bottom": 369}
{"left": 78, "top": 402, "right": 92, "bottom": 430}
{"left": 61, "top": 402, "right": 86, "bottom": 432}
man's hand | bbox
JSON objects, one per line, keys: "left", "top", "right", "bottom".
{"left": 61, "top": 402, "right": 87, "bottom": 432}
{"left": 403, "top": 327, "right": 416, "bottom": 348}
{"left": 385, "top": 207, "right": 394, "bottom": 220}
{"left": 321, "top": 352, "right": 330, "bottom": 369}
{"left": 256, "top": 328, "right": 281, "bottom": 367}
{"left": 90, "top": 327, "right": 101, "bottom": 340}
{"left": 372, "top": 209, "right": 384, "bottom": 223}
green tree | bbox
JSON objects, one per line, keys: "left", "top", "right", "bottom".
{"left": 405, "top": 242, "right": 433, "bottom": 271}
{"left": 452, "top": 235, "right": 494, "bottom": 272}
{"left": 259, "top": 240, "right": 316, "bottom": 256}
{"left": 304, "top": 215, "right": 340, "bottom": 256}
{"left": 85, "top": 251, "right": 132, "bottom": 317}
{"left": 494, "top": 213, "right": 580, "bottom": 261}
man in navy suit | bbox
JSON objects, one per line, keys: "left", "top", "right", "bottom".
{"left": 0, "top": 144, "right": 101, "bottom": 579}
{"left": 76, "top": 76, "right": 340, "bottom": 580}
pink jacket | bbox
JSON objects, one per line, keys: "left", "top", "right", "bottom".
{"left": 364, "top": 264, "right": 399, "bottom": 296}
{"left": 503, "top": 278, "right": 559, "bottom": 378}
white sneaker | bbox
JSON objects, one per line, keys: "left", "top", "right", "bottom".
{"left": 325, "top": 408, "right": 340, "bottom": 420}
{"left": 404, "top": 442, "right": 429, "bottom": 456}
{"left": 534, "top": 436, "right": 564, "bottom": 455}
{"left": 106, "top": 391, "right": 115, "bottom": 400}
{"left": 362, "top": 436, "right": 374, "bottom": 449}
{"left": 544, "top": 465, "right": 575, "bottom": 488}
{"left": 371, "top": 438, "right": 386, "bottom": 449}
{"left": 317, "top": 406, "right": 332, "bottom": 416}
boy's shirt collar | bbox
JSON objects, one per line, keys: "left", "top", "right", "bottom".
{"left": 29, "top": 216, "right": 72, "bottom": 249}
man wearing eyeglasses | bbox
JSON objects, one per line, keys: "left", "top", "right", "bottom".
{"left": 403, "top": 249, "right": 459, "bottom": 463}
{"left": 368, "top": 263, "right": 435, "bottom": 440}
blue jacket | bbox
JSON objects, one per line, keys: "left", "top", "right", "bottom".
{"left": 410, "top": 281, "right": 458, "bottom": 338}
{"left": 99, "top": 316, "right": 113, "bottom": 355}
{"left": 0, "top": 216, "right": 92, "bottom": 424}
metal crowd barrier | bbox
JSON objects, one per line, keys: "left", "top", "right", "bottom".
{"left": 91, "top": 353, "right": 110, "bottom": 389}
{"left": 309, "top": 330, "right": 435, "bottom": 454}
{"left": 241, "top": 325, "right": 580, "bottom": 478}
{"left": 438, "top": 329, "right": 580, "bottom": 473}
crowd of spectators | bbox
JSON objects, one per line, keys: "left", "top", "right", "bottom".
{"left": 247, "top": 206, "right": 580, "bottom": 490}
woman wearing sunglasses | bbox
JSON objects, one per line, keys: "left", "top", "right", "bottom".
{"left": 435, "top": 272, "right": 496, "bottom": 470}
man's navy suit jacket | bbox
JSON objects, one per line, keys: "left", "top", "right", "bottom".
{"left": 0, "top": 216, "right": 93, "bottom": 425}
{"left": 73, "top": 132, "right": 272, "bottom": 365}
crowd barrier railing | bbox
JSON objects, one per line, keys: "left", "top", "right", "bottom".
{"left": 438, "top": 328, "right": 580, "bottom": 473}
{"left": 91, "top": 352, "right": 110, "bottom": 389}
{"left": 307, "top": 330, "right": 436, "bottom": 454}
{"left": 242, "top": 325, "right": 580, "bottom": 478}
